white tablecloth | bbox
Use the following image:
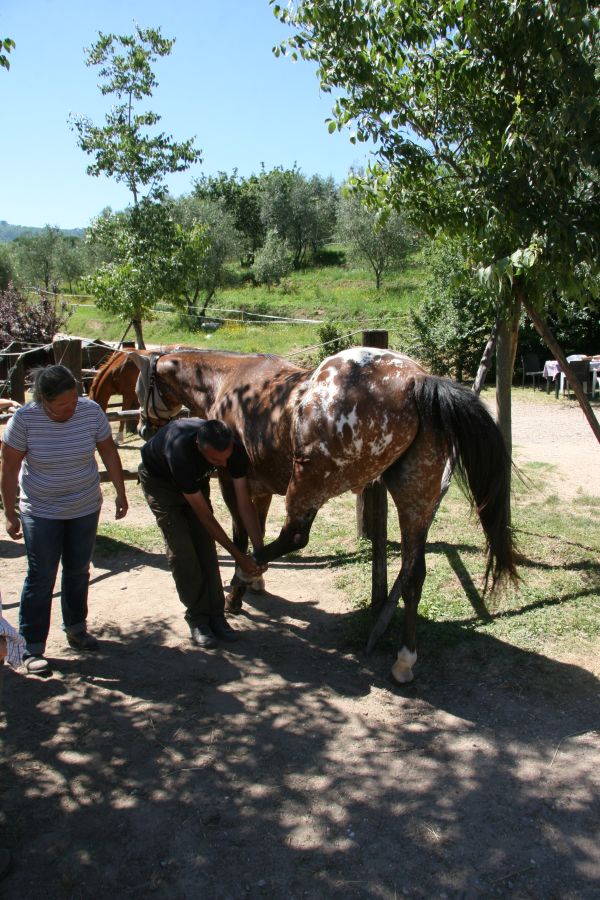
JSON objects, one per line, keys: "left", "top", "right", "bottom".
{"left": 542, "top": 357, "right": 600, "bottom": 394}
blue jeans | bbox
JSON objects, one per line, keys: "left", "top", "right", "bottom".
{"left": 19, "top": 510, "right": 100, "bottom": 655}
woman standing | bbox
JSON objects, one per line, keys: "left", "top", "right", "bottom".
{"left": 1, "top": 365, "right": 128, "bottom": 676}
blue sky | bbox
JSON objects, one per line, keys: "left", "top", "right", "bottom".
{"left": 1, "top": 0, "right": 372, "bottom": 229}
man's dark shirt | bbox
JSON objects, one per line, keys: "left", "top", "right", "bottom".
{"left": 141, "top": 419, "right": 249, "bottom": 494}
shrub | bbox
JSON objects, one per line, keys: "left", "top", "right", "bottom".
{"left": 316, "top": 322, "right": 352, "bottom": 362}
{"left": 0, "top": 283, "right": 72, "bottom": 345}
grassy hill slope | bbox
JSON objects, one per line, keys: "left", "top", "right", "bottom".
{"left": 67, "top": 254, "right": 427, "bottom": 363}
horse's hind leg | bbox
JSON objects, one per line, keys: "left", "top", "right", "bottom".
{"left": 379, "top": 433, "right": 447, "bottom": 684}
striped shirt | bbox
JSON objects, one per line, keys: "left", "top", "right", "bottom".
{"left": 3, "top": 397, "right": 111, "bottom": 519}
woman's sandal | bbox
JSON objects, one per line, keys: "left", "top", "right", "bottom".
{"left": 23, "top": 654, "right": 52, "bottom": 676}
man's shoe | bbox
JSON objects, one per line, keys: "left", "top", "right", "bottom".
{"left": 67, "top": 631, "right": 99, "bottom": 652}
{"left": 209, "top": 615, "right": 240, "bottom": 643}
{"left": 23, "top": 653, "right": 52, "bottom": 676}
{"left": 190, "top": 624, "right": 218, "bottom": 649}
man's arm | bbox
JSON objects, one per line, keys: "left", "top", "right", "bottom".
{"left": 183, "top": 489, "right": 264, "bottom": 577}
{"left": 232, "top": 476, "right": 264, "bottom": 552}
{"left": 96, "top": 436, "right": 128, "bottom": 520}
{"left": 1, "top": 442, "right": 25, "bottom": 540}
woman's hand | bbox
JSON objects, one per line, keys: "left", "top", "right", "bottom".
{"left": 115, "top": 491, "right": 128, "bottom": 520}
{"left": 4, "top": 512, "right": 22, "bottom": 540}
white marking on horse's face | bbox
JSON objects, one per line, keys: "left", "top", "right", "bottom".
{"left": 391, "top": 646, "right": 417, "bottom": 684}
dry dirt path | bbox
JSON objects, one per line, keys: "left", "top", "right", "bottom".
{"left": 1, "top": 392, "right": 599, "bottom": 899}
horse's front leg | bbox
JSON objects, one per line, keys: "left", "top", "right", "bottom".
{"left": 253, "top": 459, "right": 321, "bottom": 564}
{"left": 217, "top": 473, "right": 272, "bottom": 611}
{"left": 233, "top": 491, "right": 272, "bottom": 595}
{"left": 254, "top": 506, "right": 318, "bottom": 564}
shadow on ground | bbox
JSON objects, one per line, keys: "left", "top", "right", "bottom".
{"left": 1, "top": 564, "right": 599, "bottom": 900}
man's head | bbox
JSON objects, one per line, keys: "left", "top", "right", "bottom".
{"left": 196, "top": 420, "right": 234, "bottom": 468}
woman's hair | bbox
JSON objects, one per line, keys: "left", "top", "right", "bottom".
{"left": 196, "top": 419, "right": 234, "bottom": 451}
{"left": 31, "top": 365, "right": 78, "bottom": 402}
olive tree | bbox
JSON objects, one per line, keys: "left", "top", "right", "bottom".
{"left": 171, "top": 195, "right": 241, "bottom": 319}
{"left": 337, "top": 184, "right": 416, "bottom": 288}
{"left": 259, "top": 166, "right": 338, "bottom": 267}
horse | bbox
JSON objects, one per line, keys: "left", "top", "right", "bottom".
{"left": 129, "top": 346, "right": 517, "bottom": 684}
{"left": 89, "top": 350, "right": 153, "bottom": 443}
{"left": 88, "top": 346, "right": 194, "bottom": 442}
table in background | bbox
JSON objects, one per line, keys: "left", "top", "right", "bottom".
{"left": 543, "top": 356, "right": 600, "bottom": 398}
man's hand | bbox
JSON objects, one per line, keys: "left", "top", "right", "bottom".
{"left": 4, "top": 512, "right": 21, "bottom": 540}
{"left": 236, "top": 552, "right": 266, "bottom": 579}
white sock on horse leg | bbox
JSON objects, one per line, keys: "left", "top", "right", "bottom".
{"left": 391, "top": 646, "right": 417, "bottom": 684}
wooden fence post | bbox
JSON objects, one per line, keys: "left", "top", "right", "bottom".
{"left": 355, "top": 329, "right": 389, "bottom": 610}
{"left": 1, "top": 343, "right": 26, "bottom": 404}
{"left": 53, "top": 338, "right": 83, "bottom": 395}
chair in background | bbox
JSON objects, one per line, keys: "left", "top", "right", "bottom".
{"left": 560, "top": 358, "right": 590, "bottom": 399}
{"left": 521, "top": 353, "right": 544, "bottom": 390}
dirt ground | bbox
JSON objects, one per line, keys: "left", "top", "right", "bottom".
{"left": 1, "top": 392, "right": 599, "bottom": 899}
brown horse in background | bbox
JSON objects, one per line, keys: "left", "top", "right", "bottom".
{"left": 88, "top": 351, "right": 143, "bottom": 442}
{"left": 130, "top": 347, "right": 517, "bottom": 684}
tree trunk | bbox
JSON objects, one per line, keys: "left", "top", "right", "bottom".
{"left": 200, "top": 289, "right": 215, "bottom": 317}
{"left": 495, "top": 291, "right": 520, "bottom": 528}
{"left": 495, "top": 317, "right": 515, "bottom": 460}
{"left": 522, "top": 297, "right": 600, "bottom": 444}
{"left": 132, "top": 317, "right": 146, "bottom": 350}
{"left": 472, "top": 317, "right": 499, "bottom": 394}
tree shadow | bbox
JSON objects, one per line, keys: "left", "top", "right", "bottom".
{"left": 2, "top": 591, "right": 599, "bottom": 899}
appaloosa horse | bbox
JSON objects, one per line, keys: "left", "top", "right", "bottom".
{"left": 130, "top": 347, "right": 517, "bottom": 684}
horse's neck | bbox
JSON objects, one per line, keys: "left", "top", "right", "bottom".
{"left": 89, "top": 367, "right": 113, "bottom": 410}
{"left": 171, "top": 367, "right": 225, "bottom": 416}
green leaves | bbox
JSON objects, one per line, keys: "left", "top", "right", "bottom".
{"left": 1, "top": 36, "right": 15, "bottom": 70}
{"left": 71, "top": 26, "right": 201, "bottom": 207}
{"left": 274, "top": 0, "right": 600, "bottom": 310}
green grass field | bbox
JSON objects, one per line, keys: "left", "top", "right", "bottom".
{"left": 67, "top": 254, "right": 426, "bottom": 363}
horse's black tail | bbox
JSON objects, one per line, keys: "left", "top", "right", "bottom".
{"left": 413, "top": 375, "right": 518, "bottom": 591}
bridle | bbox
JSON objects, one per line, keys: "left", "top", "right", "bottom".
{"left": 141, "top": 354, "right": 181, "bottom": 429}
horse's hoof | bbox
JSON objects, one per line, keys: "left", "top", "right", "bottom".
{"left": 248, "top": 577, "right": 265, "bottom": 594}
{"left": 225, "top": 601, "right": 243, "bottom": 615}
{"left": 225, "top": 593, "right": 244, "bottom": 615}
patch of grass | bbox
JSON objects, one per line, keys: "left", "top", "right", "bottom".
{"left": 323, "top": 474, "right": 600, "bottom": 663}
{"left": 97, "top": 521, "right": 163, "bottom": 553}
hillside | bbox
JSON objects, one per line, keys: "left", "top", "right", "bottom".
{"left": 0, "top": 220, "right": 85, "bottom": 242}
